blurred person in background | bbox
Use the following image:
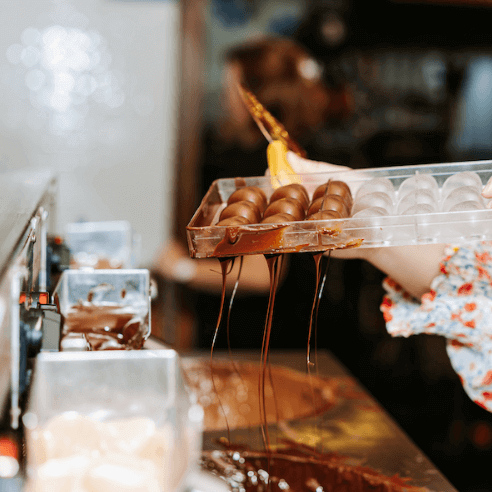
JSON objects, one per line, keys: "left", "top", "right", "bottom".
{"left": 153, "top": 35, "right": 354, "bottom": 350}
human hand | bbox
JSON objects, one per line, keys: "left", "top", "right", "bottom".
{"left": 481, "top": 177, "right": 492, "bottom": 208}
{"left": 286, "top": 151, "right": 351, "bottom": 174}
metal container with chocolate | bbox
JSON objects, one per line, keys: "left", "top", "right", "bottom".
{"left": 55, "top": 269, "right": 150, "bottom": 351}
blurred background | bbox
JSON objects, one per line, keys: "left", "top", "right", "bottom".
{"left": 3, "top": 0, "right": 492, "bottom": 490}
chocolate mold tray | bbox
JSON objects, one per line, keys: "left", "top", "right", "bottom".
{"left": 187, "top": 160, "right": 492, "bottom": 258}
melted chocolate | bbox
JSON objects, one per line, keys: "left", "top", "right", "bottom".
{"left": 208, "top": 178, "right": 354, "bottom": 257}
{"left": 201, "top": 443, "right": 423, "bottom": 492}
{"left": 214, "top": 224, "right": 291, "bottom": 256}
{"left": 210, "top": 258, "right": 235, "bottom": 442}
{"left": 61, "top": 304, "right": 146, "bottom": 350}
{"left": 197, "top": 175, "right": 423, "bottom": 492}
{"left": 182, "top": 358, "right": 336, "bottom": 432}
{"left": 212, "top": 221, "right": 349, "bottom": 257}
{"left": 259, "top": 255, "right": 282, "bottom": 451}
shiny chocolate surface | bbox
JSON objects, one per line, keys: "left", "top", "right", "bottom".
{"left": 307, "top": 210, "right": 342, "bottom": 221}
{"left": 270, "top": 184, "right": 310, "bottom": 211}
{"left": 217, "top": 216, "right": 251, "bottom": 226}
{"left": 261, "top": 213, "right": 297, "bottom": 224}
{"left": 308, "top": 195, "right": 349, "bottom": 217}
{"left": 61, "top": 304, "right": 146, "bottom": 350}
{"left": 263, "top": 198, "right": 305, "bottom": 222}
{"left": 313, "top": 180, "right": 353, "bottom": 207}
{"left": 220, "top": 201, "right": 262, "bottom": 224}
{"left": 227, "top": 186, "right": 268, "bottom": 212}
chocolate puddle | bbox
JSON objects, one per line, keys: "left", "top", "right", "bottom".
{"left": 61, "top": 304, "right": 146, "bottom": 350}
{"left": 60, "top": 283, "right": 147, "bottom": 351}
{"left": 200, "top": 441, "right": 428, "bottom": 492}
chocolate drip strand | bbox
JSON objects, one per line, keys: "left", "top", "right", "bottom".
{"left": 210, "top": 257, "right": 235, "bottom": 443}
{"left": 260, "top": 254, "right": 282, "bottom": 456}
{"left": 307, "top": 253, "right": 323, "bottom": 367}
{"left": 225, "top": 256, "right": 252, "bottom": 429}
{"left": 315, "top": 251, "right": 331, "bottom": 453}
{"left": 267, "top": 255, "right": 284, "bottom": 447}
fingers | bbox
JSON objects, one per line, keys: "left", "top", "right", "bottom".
{"left": 483, "top": 176, "right": 492, "bottom": 198}
{"left": 286, "top": 151, "right": 351, "bottom": 174}
{"left": 481, "top": 177, "right": 492, "bottom": 208}
{"left": 482, "top": 177, "right": 492, "bottom": 197}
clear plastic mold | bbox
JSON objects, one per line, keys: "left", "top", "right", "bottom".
{"left": 397, "top": 189, "right": 438, "bottom": 215}
{"left": 187, "top": 160, "right": 492, "bottom": 257}
{"left": 441, "top": 171, "right": 482, "bottom": 199}
{"left": 352, "top": 191, "right": 394, "bottom": 215}
{"left": 441, "top": 186, "right": 484, "bottom": 212}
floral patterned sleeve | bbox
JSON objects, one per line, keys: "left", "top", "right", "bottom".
{"left": 381, "top": 241, "right": 492, "bottom": 411}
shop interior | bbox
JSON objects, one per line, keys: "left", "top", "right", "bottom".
{"left": 2, "top": 0, "right": 492, "bottom": 491}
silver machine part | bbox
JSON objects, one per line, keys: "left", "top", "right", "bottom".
{"left": 0, "top": 169, "right": 56, "bottom": 429}
{"left": 0, "top": 171, "right": 227, "bottom": 492}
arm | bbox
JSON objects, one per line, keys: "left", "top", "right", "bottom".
{"left": 331, "top": 244, "right": 446, "bottom": 299}
{"left": 286, "top": 154, "right": 492, "bottom": 413}
{"left": 286, "top": 151, "right": 446, "bottom": 298}
{"left": 364, "top": 172, "right": 492, "bottom": 297}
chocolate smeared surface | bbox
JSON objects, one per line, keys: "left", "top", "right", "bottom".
{"left": 181, "top": 359, "right": 337, "bottom": 432}
{"left": 201, "top": 441, "right": 428, "bottom": 492}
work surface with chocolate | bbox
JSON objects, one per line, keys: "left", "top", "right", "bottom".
{"left": 179, "top": 349, "right": 458, "bottom": 492}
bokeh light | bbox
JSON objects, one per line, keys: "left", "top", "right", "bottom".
{"left": 5, "top": 23, "right": 124, "bottom": 136}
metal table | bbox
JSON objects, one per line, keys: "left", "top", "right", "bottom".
{"left": 180, "top": 348, "right": 458, "bottom": 492}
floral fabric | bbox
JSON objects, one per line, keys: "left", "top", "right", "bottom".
{"left": 381, "top": 241, "right": 492, "bottom": 411}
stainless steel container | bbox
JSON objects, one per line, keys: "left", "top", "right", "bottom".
{"left": 65, "top": 220, "right": 138, "bottom": 269}
{"left": 55, "top": 269, "right": 151, "bottom": 351}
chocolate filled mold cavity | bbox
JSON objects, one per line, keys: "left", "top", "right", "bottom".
{"left": 261, "top": 213, "right": 297, "bottom": 224}
{"left": 308, "top": 195, "right": 350, "bottom": 218}
{"left": 216, "top": 216, "right": 251, "bottom": 226}
{"left": 219, "top": 200, "right": 262, "bottom": 224}
{"left": 269, "top": 183, "right": 310, "bottom": 211}
{"left": 263, "top": 197, "right": 305, "bottom": 222}
{"left": 313, "top": 180, "right": 353, "bottom": 206}
{"left": 227, "top": 186, "right": 268, "bottom": 212}
{"left": 307, "top": 210, "right": 342, "bottom": 221}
